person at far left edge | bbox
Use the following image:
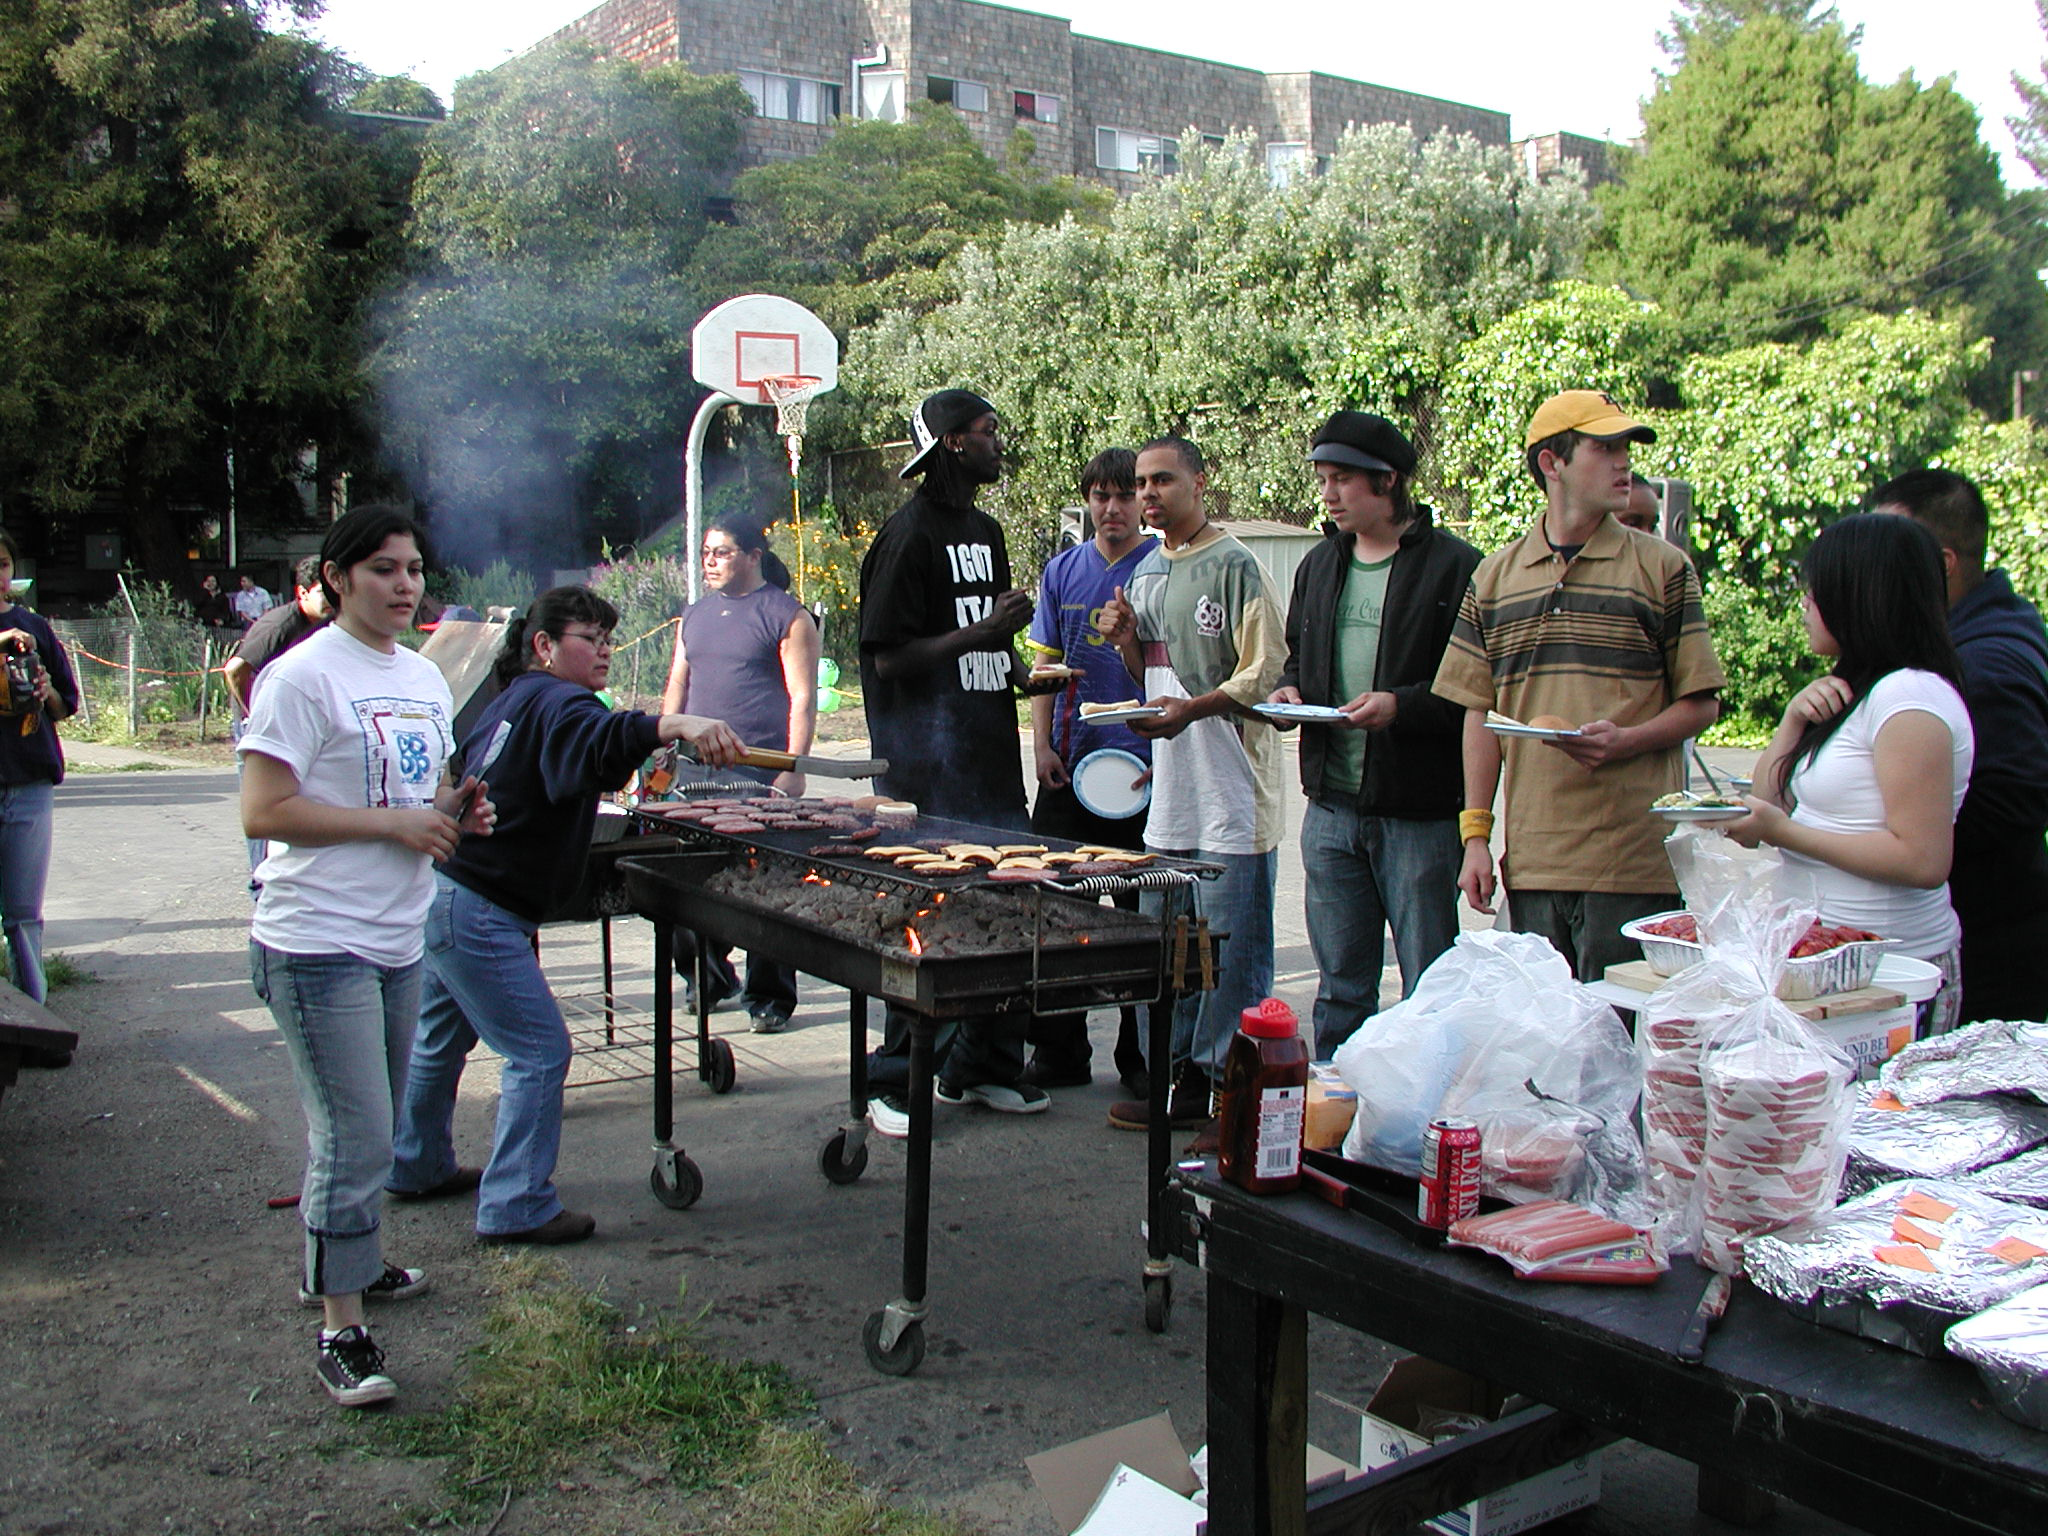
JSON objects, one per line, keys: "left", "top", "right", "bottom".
{"left": 857, "top": 389, "right": 1065, "bottom": 1137}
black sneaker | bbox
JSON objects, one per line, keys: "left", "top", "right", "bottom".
{"left": 299, "top": 1262, "right": 429, "bottom": 1308}
{"left": 316, "top": 1326, "right": 396, "bottom": 1407}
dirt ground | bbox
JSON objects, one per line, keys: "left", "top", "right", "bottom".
{"left": 2, "top": 747, "right": 1865, "bottom": 1536}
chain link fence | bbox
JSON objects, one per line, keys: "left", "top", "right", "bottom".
{"left": 51, "top": 617, "right": 236, "bottom": 740}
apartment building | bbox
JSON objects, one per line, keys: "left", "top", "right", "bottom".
{"left": 549, "top": 0, "right": 1514, "bottom": 186}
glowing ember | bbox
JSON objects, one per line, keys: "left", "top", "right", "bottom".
{"left": 905, "top": 926, "right": 924, "bottom": 957}
{"left": 803, "top": 870, "right": 831, "bottom": 887}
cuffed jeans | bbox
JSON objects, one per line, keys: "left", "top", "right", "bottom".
{"left": 393, "top": 877, "right": 571, "bottom": 1237}
{"left": 0, "top": 780, "right": 54, "bottom": 1003}
{"left": 1299, "top": 802, "right": 1462, "bottom": 1059}
{"left": 251, "top": 941, "right": 422, "bottom": 1298}
{"left": 1143, "top": 845, "right": 1277, "bottom": 1080}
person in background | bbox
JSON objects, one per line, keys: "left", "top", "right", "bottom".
{"left": 1269, "top": 412, "right": 1479, "bottom": 1060}
{"left": 1868, "top": 470, "right": 2044, "bottom": 1025}
{"left": 225, "top": 555, "right": 332, "bottom": 889}
{"left": 194, "top": 573, "right": 234, "bottom": 632}
{"left": 660, "top": 513, "right": 817, "bottom": 1031}
{"left": 393, "top": 586, "right": 743, "bottom": 1248}
{"left": 1724, "top": 514, "right": 1973, "bottom": 1033}
{"left": 1098, "top": 436, "right": 1287, "bottom": 1144}
{"left": 231, "top": 573, "right": 274, "bottom": 629}
{"left": 1433, "top": 390, "right": 1724, "bottom": 983}
{"left": 857, "top": 389, "right": 1062, "bottom": 1136}
{"left": 1619, "top": 473, "right": 1661, "bottom": 535}
{"left": 0, "top": 528, "right": 80, "bottom": 1004}
{"left": 1022, "top": 447, "right": 1154, "bottom": 1095}
{"left": 239, "top": 505, "right": 492, "bottom": 1409}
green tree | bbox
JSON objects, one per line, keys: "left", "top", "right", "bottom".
{"left": 371, "top": 43, "right": 748, "bottom": 571}
{"left": 843, "top": 125, "right": 1592, "bottom": 558}
{"left": 691, "top": 102, "right": 1106, "bottom": 332}
{"left": 0, "top": 0, "right": 414, "bottom": 568}
{"left": 2014, "top": 0, "right": 2048, "bottom": 183}
{"left": 1594, "top": 8, "right": 2047, "bottom": 393}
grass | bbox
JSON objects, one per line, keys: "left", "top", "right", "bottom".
{"left": 1, "top": 949, "right": 94, "bottom": 993}
{"left": 386, "top": 1255, "right": 974, "bottom": 1532}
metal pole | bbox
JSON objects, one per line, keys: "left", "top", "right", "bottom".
{"left": 125, "top": 630, "right": 138, "bottom": 736}
{"left": 196, "top": 634, "right": 210, "bottom": 742}
{"left": 684, "top": 391, "right": 739, "bottom": 606}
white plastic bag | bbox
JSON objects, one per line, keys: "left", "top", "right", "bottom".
{"left": 1335, "top": 930, "right": 1649, "bottom": 1224}
{"left": 1642, "top": 831, "right": 1855, "bottom": 1269}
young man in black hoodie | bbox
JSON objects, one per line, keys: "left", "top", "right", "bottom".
{"left": 1873, "top": 469, "right": 2048, "bottom": 1025}
{"left": 1269, "top": 412, "right": 1481, "bottom": 1059}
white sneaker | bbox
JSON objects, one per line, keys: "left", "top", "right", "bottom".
{"left": 867, "top": 1094, "right": 911, "bottom": 1139}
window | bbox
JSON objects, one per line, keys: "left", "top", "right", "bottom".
{"left": 1266, "top": 141, "right": 1309, "bottom": 186}
{"left": 1014, "top": 90, "right": 1060, "bottom": 124}
{"left": 739, "top": 69, "right": 841, "bottom": 125}
{"left": 860, "top": 71, "right": 904, "bottom": 122}
{"left": 927, "top": 76, "right": 989, "bottom": 112}
{"left": 1096, "top": 127, "right": 1178, "bottom": 176}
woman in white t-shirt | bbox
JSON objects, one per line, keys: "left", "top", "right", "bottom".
{"left": 1727, "top": 514, "right": 1973, "bottom": 1031}
{"left": 239, "top": 505, "right": 492, "bottom": 1409}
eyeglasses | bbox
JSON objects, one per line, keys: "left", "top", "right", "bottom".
{"left": 560, "top": 628, "right": 613, "bottom": 650}
{"left": 702, "top": 547, "right": 745, "bottom": 563}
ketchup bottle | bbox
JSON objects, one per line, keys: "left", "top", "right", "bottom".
{"left": 1216, "top": 998, "right": 1309, "bottom": 1194}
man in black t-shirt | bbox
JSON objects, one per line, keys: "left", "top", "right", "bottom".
{"left": 224, "top": 554, "right": 330, "bottom": 889}
{"left": 859, "top": 389, "right": 1059, "bottom": 1135}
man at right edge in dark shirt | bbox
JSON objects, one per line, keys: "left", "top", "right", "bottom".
{"left": 1873, "top": 468, "right": 2048, "bottom": 1025}
{"left": 858, "top": 389, "right": 1064, "bottom": 1137}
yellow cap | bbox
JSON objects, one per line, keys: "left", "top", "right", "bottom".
{"left": 1524, "top": 389, "right": 1655, "bottom": 448}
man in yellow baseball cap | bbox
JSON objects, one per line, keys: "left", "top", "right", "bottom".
{"left": 1430, "top": 389, "right": 1726, "bottom": 982}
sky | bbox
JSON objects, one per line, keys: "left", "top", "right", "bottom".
{"left": 304, "top": 0, "right": 2045, "bottom": 187}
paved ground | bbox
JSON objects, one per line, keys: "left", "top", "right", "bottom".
{"left": 1, "top": 734, "right": 1864, "bottom": 1534}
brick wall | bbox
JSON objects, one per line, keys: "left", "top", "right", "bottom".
{"left": 1511, "top": 131, "right": 1614, "bottom": 185}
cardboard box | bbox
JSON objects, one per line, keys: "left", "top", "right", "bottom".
{"left": 1306, "top": 1063, "right": 1357, "bottom": 1150}
{"left": 1027, "top": 1412, "right": 1203, "bottom": 1535}
{"left": 1814, "top": 1002, "right": 1915, "bottom": 1080}
{"left": 1351, "top": 1358, "right": 1601, "bottom": 1536}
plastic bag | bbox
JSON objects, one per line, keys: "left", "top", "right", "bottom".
{"left": 1335, "top": 930, "right": 1648, "bottom": 1225}
{"left": 1642, "top": 831, "right": 1856, "bottom": 1270}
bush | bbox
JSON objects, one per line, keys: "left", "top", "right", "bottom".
{"left": 1702, "top": 575, "right": 1812, "bottom": 735}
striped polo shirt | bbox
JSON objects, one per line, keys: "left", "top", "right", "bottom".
{"left": 1433, "top": 514, "right": 1725, "bottom": 894}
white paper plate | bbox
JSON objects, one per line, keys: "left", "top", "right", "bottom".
{"left": 1254, "top": 702, "right": 1349, "bottom": 723}
{"left": 1078, "top": 706, "right": 1166, "bottom": 726}
{"left": 1484, "top": 721, "right": 1583, "bottom": 741}
{"left": 1650, "top": 804, "right": 1747, "bottom": 822}
{"left": 1072, "top": 748, "right": 1150, "bottom": 819}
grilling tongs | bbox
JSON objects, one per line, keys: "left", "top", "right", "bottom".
{"left": 676, "top": 742, "right": 891, "bottom": 780}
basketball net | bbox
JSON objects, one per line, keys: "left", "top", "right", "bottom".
{"left": 761, "top": 374, "right": 822, "bottom": 600}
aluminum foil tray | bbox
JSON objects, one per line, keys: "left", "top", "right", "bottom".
{"left": 1622, "top": 909, "right": 1899, "bottom": 1000}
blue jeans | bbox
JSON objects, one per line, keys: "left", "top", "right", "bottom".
{"left": 251, "top": 942, "right": 422, "bottom": 1297}
{"left": 1144, "top": 846, "right": 1278, "bottom": 1080}
{"left": 0, "top": 780, "right": 54, "bottom": 1003}
{"left": 393, "top": 877, "right": 571, "bottom": 1236}
{"left": 1299, "top": 802, "right": 1463, "bottom": 1059}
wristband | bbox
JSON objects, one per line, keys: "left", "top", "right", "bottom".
{"left": 1458, "top": 809, "right": 1495, "bottom": 844}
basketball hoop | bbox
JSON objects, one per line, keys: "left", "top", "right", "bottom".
{"left": 760, "top": 373, "right": 823, "bottom": 600}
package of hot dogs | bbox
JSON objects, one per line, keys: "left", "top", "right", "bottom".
{"left": 1447, "top": 1199, "right": 1667, "bottom": 1284}
{"left": 1640, "top": 832, "right": 1856, "bottom": 1270}
{"left": 1878, "top": 1018, "right": 2048, "bottom": 1108}
{"left": 1745, "top": 1179, "right": 2048, "bottom": 1355}
{"left": 1843, "top": 1084, "right": 2048, "bottom": 1197}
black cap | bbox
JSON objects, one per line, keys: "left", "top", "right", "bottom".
{"left": 1307, "top": 411, "right": 1417, "bottom": 476}
{"left": 901, "top": 389, "right": 998, "bottom": 479}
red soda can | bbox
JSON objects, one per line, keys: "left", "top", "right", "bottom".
{"left": 1418, "top": 1117, "right": 1484, "bottom": 1229}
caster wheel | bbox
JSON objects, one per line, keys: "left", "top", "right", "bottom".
{"left": 1144, "top": 1273, "right": 1173, "bottom": 1333}
{"left": 707, "top": 1037, "right": 737, "bottom": 1094}
{"left": 819, "top": 1130, "right": 869, "bottom": 1185}
{"left": 862, "top": 1310, "right": 926, "bottom": 1376}
{"left": 649, "top": 1155, "right": 703, "bottom": 1210}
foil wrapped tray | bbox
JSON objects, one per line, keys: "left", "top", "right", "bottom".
{"left": 1745, "top": 1179, "right": 2048, "bottom": 1356}
{"left": 1843, "top": 1086, "right": 2048, "bottom": 1197}
{"left": 1957, "top": 1146, "right": 2048, "bottom": 1209}
{"left": 1621, "top": 910, "right": 1898, "bottom": 999}
{"left": 1879, "top": 1018, "right": 2048, "bottom": 1107}
{"left": 1946, "top": 1282, "right": 2048, "bottom": 1431}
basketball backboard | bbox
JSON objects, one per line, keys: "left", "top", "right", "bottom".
{"left": 691, "top": 293, "right": 839, "bottom": 402}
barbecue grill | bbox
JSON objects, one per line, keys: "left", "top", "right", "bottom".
{"left": 608, "top": 793, "right": 1217, "bottom": 1373}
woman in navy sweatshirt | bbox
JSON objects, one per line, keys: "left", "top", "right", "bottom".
{"left": 389, "top": 586, "right": 742, "bottom": 1245}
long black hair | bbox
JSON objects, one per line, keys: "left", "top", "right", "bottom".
{"left": 319, "top": 504, "right": 424, "bottom": 609}
{"left": 1778, "top": 513, "right": 1963, "bottom": 798}
{"left": 708, "top": 512, "right": 792, "bottom": 591}
{"left": 493, "top": 586, "right": 620, "bottom": 686}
